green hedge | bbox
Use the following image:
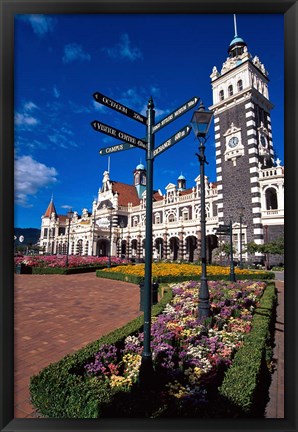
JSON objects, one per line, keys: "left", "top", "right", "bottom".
{"left": 217, "top": 282, "right": 277, "bottom": 416}
{"left": 32, "top": 265, "right": 107, "bottom": 275}
{"left": 29, "top": 282, "right": 276, "bottom": 418}
{"left": 96, "top": 270, "right": 275, "bottom": 284}
{"left": 29, "top": 288, "right": 173, "bottom": 418}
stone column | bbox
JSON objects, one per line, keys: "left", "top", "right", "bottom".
{"left": 178, "top": 230, "right": 185, "bottom": 260}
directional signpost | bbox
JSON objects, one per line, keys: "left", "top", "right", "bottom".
{"left": 93, "top": 92, "right": 147, "bottom": 125}
{"left": 91, "top": 121, "right": 147, "bottom": 150}
{"left": 91, "top": 91, "right": 200, "bottom": 386}
{"left": 153, "top": 125, "right": 191, "bottom": 158}
{"left": 214, "top": 223, "right": 236, "bottom": 281}
{"left": 215, "top": 224, "right": 231, "bottom": 235}
{"left": 99, "top": 142, "right": 137, "bottom": 156}
{"left": 152, "top": 96, "right": 199, "bottom": 134}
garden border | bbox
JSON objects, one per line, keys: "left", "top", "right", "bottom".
{"left": 29, "top": 281, "right": 276, "bottom": 418}
{"left": 96, "top": 269, "right": 275, "bottom": 284}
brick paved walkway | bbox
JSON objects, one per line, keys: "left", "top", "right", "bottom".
{"left": 14, "top": 273, "right": 284, "bottom": 418}
{"left": 14, "top": 273, "right": 141, "bottom": 418}
{"left": 265, "top": 280, "right": 284, "bottom": 418}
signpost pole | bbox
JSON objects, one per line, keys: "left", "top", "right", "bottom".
{"left": 139, "top": 96, "right": 155, "bottom": 386}
{"left": 229, "top": 219, "right": 236, "bottom": 281}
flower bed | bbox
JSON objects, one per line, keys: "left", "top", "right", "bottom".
{"left": 96, "top": 262, "right": 274, "bottom": 283}
{"left": 14, "top": 255, "right": 129, "bottom": 274}
{"left": 30, "top": 279, "right": 276, "bottom": 418}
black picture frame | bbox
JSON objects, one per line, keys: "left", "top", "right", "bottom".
{"left": 1, "top": 1, "right": 297, "bottom": 431}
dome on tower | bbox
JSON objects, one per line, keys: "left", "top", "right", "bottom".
{"left": 229, "top": 35, "right": 245, "bottom": 46}
{"left": 177, "top": 172, "right": 186, "bottom": 191}
{"left": 136, "top": 163, "right": 145, "bottom": 170}
{"left": 228, "top": 34, "right": 247, "bottom": 57}
{"left": 228, "top": 15, "right": 247, "bottom": 57}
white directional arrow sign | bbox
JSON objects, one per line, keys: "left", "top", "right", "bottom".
{"left": 152, "top": 96, "right": 199, "bottom": 134}
{"left": 93, "top": 92, "right": 147, "bottom": 125}
{"left": 153, "top": 125, "right": 192, "bottom": 158}
{"left": 99, "top": 142, "right": 142, "bottom": 155}
{"left": 91, "top": 120, "right": 147, "bottom": 150}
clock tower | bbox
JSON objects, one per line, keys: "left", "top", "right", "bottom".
{"left": 209, "top": 16, "right": 275, "bottom": 246}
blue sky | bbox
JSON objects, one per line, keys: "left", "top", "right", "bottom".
{"left": 14, "top": 13, "right": 284, "bottom": 229}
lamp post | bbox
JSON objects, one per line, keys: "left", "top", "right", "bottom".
{"left": 92, "top": 209, "right": 97, "bottom": 256}
{"left": 238, "top": 205, "right": 245, "bottom": 269}
{"left": 108, "top": 206, "right": 114, "bottom": 268}
{"left": 190, "top": 101, "right": 213, "bottom": 320}
{"left": 65, "top": 208, "right": 74, "bottom": 267}
{"left": 120, "top": 220, "right": 125, "bottom": 258}
{"left": 229, "top": 219, "right": 236, "bottom": 282}
{"left": 264, "top": 224, "right": 269, "bottom": 270}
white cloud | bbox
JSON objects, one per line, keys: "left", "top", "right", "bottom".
{"left": 53, "top": 86, "right": 60, "bottom": 98}
{"left": 104, "top": 33, "right": 142, "bottom": 61}
{"left": 15, "top": 113, "right": 39, "bottom": 127}
{"left": 24, "top": 101, "right": 38, "bottom": 111}
{"left": 62, "top": 43, "right": 91, "bottom": 64}
{"left": 15, "top": 101, "right": 39, "bottom": 128}
{"left": 22, "top": 15, "right": 55, "bottom": 36}
{"left": 15, "top": 155, "right": 58, "bottom": 207}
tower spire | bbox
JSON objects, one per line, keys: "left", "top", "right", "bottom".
{"left": 233, "top": 14, "right": 238, "bottom": 37}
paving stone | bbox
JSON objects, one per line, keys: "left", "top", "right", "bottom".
{"left": 14, "top": 273, "right": 284, "bottom": 418}
{"left": 14, "top": 272, "right": 141, "bottom": 418}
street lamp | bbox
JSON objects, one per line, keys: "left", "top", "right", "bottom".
{"left": 65, "top": 208, "right": 74, "bottom": 267}
{"left": 190, "top": 101, "right": 213, "bottom": 320}
{"left": 264, "top": 224, "right": 269, "bottom": 270}
{"left": 238, "top": 205, "right": 245, "bottom": 269}
{"left": 120, "top": 220, "right": 125, "bottom": 258}
{"left": 108, "top": 206, "right": 114, "bottom": 268}
{"left": 92, "top": 209, "right": 97, "bottom": 256}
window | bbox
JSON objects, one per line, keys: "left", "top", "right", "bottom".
{"left": 219, "top": 90, "right": 224, "bottom": 101}
{"left": 168, "top": 214, "right": 175, "bottom": 223}
{"left": 155, "top": 213, "right": 161, "bottom": 224}
{"left": 228, "top": 85, "right": 233, "bottom": 97}
{"left": 265, "top": 188, "right": 278, "bottom": 210}
{"left": 237, "top": 80, "right": 243, "bottom": 91}
{"left": 77, "top": 239, "right": 83, "bottom": 255}
{"left": 182, "top": 209, "right": 189, "bottom": 220}
{"left": 44, "top": 228, "right": 48, "bottom": 237}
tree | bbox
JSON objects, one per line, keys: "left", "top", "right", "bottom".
{"left": 245, "top": 236, "right": 284, "bottom": 256}
{"left": 213, "top": 242, "right": 236, "bottom": 261}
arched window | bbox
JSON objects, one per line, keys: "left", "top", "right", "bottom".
{"left": 265, "top": 187, "right": 278, "bottom": 210}
{"left": 219, "top": 90, "right": 224, "bottom": 101}
{"left": 77, "top": 239, "right": 83, "bottom": 255}
{"left": 237, "top": 80, "right": 243, "bottom": 91}
{"left": 168, "top": 213, "right": 175, "bottom": 223}
{"left": 228, "top": 85, "right": 233, "bottom": 97}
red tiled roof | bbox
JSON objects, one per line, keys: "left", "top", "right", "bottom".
{"left": 153, "top": 191, "right": 164, "bottom": 201}
{"left": 44, "top": 199, "right": 57, "bottom": 217}
{"left": 58, "top": 215, "right": 67, "bottom": 222}
{"left": 111, "top": 181, "right": 141, "bottom": 206}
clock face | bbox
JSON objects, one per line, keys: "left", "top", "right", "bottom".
{"left": 228, "top": 136, "right": 239, "bottom": 148}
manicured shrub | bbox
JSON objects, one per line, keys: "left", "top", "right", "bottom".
{"left": 217, "top": 283, "right": 276, "bottom": 416}
{"left": 29, "top": 281, "right": 276, "bottom": 418}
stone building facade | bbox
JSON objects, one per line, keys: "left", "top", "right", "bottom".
{"left": 39, "top": 25, "right": 284, "bottom": 266}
